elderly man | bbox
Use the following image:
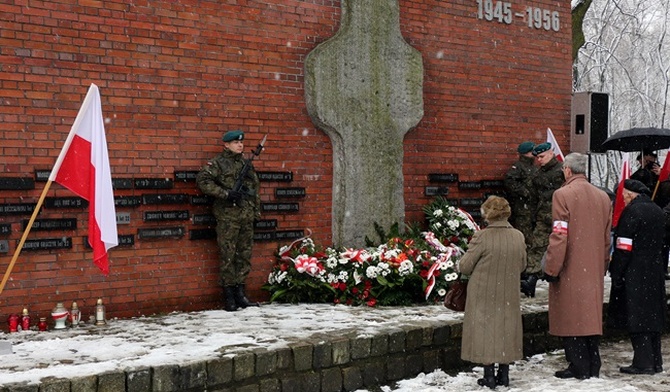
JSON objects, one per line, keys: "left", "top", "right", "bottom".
{"left": 608, "top": 179, "right": 666, "bottom": 375}
{"left": 544, "top": 152, "right": 612, "bottom": 379}
{"left": 522, "top": 142, "right": 564, "bottom": 297}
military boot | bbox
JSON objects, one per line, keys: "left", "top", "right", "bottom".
{"left": 224, "top": 286, "right": 238, "bottom": 312}
{"left": 234, "top": 284, "right": 259, "bottom": 308}
{"left": 520, "top": 274, "right": 539, "bottom": 298}
{"left": 496, "top": 364, "right": 509, "bottom": 386}
{"left": 477, "top": 364, "right": 497, "bottom": 389}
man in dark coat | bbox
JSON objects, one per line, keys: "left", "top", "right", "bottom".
{"left": 504, "top": 141, "right": 538, "bottom": 247}
{"left": 544, "top": 153, "right": 612, "bottom": 379}
{"left": 608, "top": 179, "right": 666, "bottom": 375}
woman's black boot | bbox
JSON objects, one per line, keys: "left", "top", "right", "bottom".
{"left": 496, "top": 363, "right": 509, "bottom": 386}
{"left": 477, "top": 364, "right": 497, "bottom": 389}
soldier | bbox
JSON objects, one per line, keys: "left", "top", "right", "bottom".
{"left": 504, "top": 141, "right": 538, "bottom": 247}
{"left": 197, "top": 129, "right": 261, "bottom": 311}
{"left": 522, "top": 142, "right": 564, "bottom": 297}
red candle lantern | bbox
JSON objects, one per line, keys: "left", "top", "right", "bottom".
{"left": 7, "top": 314, "right": 20, "bottom": 333}
{"left": 20, "top": 308, "right": 30, "bottom": 331}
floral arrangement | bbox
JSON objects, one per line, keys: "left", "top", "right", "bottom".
{"left": 264, "top": 197, "right": 479, "bottom": 306}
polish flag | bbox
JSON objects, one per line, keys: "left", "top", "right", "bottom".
{"left": 658, "top": 153, "right": 670, "bottom": 183}
{"left": 48, "top": 84, "right": 118, "bottom": 274}
{"left": 547, "top": 128, "right": 565, "bottom": 162}
{"left": 612, "top": 153, "right": 631, "bottom": 228}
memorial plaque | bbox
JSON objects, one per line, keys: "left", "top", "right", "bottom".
{"left": 189, "top": 229, "right": 216, "bottom": 240}
{"left": 85, "top": 234, "right": 135, "bottom": 247}
{"left": 261, "top": 203, "right": 300, "bottom": 213}
{"left": 115, "top": 196, "right": 142, "bottom": 208}
{"left": 191, "top": 195, "right": 214, "bottom": 206}
{"left": 460, "top": 198, "right": 485, "bottom": 207}
{"left": 35, "top": 170, "right": 51, "bottom": 182}
{"left": 174, "top": 171, "right": 199, "bottom": 182}
{"left": 138, "top": 227, "right": 185, "bottom": 239}
{"left": 482, "top": 179, "right": 504, "bottom": 189}
{"left": 112, "top": 178, "right": 134, "bottom": 189}
{"left": 254, "top": 219, "right": 277, "bottom": 230}
{"left": 276, "top": 230, "right": 305, "bottom": 240}
{"left": 254, "top": 231, "right": 276, "bottom": 241}
{"left": 45, "top": 197, "right": 88, "bottom": 209}
{"left": 458, "top": 181, "right": 482, "bottom": 190}
{"left": 142, "top": 193, "right": 189, "bottom": 205}
{"left": 0, "top": 177, "right": 34, "bottom": 190}
{"left": 0, "top": 240, "right": 8, "bottom": 253}
{"left": 0, "top": 203, "right": 37, "bottom": 215}
{"left": 257, "top": 171, "right": 293, "bottom": 182}
{"left": 22, "top": 237, "right": 72, "bottom": 251}
{"left": 144, "top": 210, "right": 190, "bottom": 222}
{"left": 0, "top": 224, "right": 11, "bottom": 236}
{"left": 134, "top": 178, "right": 174, "bottom": 189}
{"left": 464, "top": 209, "right": 483, "bottom": 219}
{"left": 446, "top": 198, "right": 460, "bottom": 206}
{"left": 425, "top": 186, "right": 449, "bottom": 196}
{"left": 23, "top": 218, "right": 77, "bottom": 231}
{"left": 192, "top": 214, "right": 217, "bottom": 226}
{"left": 275, "top": 187, "right": 306, "bottom": 198}
{"left": 428, "top": 173, "right": 459, "bottom": 183}
{"left": 116, "top": 212, "right": 131, "bottom": 225}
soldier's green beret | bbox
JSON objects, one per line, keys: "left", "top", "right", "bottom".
{"left": 532, "top": 142, "right": 552, "bottom": 156}
{"left": 517, "top": 141, "right": 535, "bottom": 154}
{"left": 222, "top": 130, "right": 244, "bottom": 142}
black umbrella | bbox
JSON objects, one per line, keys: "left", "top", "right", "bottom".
{"left": 600, "top": 127, "right": 670, "bottom": 152}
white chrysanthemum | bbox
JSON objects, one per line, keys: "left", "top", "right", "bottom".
{"left": 439, "top": 261, "right": 450, "bottom": 270}
{"left": 327, "top": 273, "right": 338, "bottom": 284}
{"left": 447, "top": 220, "right": 459, "bottom": 230}
{"left": 366, "top": 266, "right": 379, "bottom": 279}
{"left": 445, "top": 260, "right": 454, "bottom": 268}
{"left": 275, "top": 271, "right": 288, "bottom": 284}
{"left": 326, "top": 256, "right": 338, "bottom": 268}
{"left": 338, "top": 271, "right": 349, "bottom": 281}
{"left": 433, "top": 222, "right": 442, "bottom": 229}
{"left": 398, "top": 260, "right": 414, "bottom": 276}
{"left": 433, "top": 209, "right": 444, "bottom": 217}
{"left": 438, "top": 288, "right": 447, "bottom": 297}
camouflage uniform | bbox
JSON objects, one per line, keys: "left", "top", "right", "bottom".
{"left": 504, "top": 155, "right": 538, "bottom": 246}
{"left": 196, "top": 149, "right": 261, "bottom": 287}
{"left": 526, "top": 156, "right": 564, "bottom": 275}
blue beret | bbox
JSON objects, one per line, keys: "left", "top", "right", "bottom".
{"left": 222, "top": 130, "right": 244, "bottom": 142}
{"left": 532, "top": 142, "right": 552, "bottom": 156}
{"left": 517, "top": 141, "right": 535, "bottom": 154}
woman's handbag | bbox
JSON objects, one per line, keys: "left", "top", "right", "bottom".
{"left": 443, "top": 280, "right": 468, "bottom": 311}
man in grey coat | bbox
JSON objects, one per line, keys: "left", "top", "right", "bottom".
{"left": 544, "top": 153, "right": 612, "bottom": 380}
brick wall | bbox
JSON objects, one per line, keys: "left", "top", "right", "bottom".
{"left": 0, "top": 1, "right": 572, "bottom": 320}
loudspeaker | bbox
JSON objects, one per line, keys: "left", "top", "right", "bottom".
{"left": 570, "top": 92, "right": 609, "bottom": 153}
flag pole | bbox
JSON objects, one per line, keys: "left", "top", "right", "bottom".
{"left": 0, "top": 180, "right": 54, "bottom": 295}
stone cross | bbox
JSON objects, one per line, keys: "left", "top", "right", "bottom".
{"left": 305, "top": 0, "right": 424, "bottom": 247}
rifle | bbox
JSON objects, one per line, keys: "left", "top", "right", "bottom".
{"left": 231, "top": 134, "right": 267, "bottom": 199}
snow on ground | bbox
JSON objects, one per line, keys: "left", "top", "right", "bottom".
{"left": 0, "top": 278, "right": 669, "bottom": 391}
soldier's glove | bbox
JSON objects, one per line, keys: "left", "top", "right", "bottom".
{"left": 226, "top": 190, "right": 243, "bottom": 203}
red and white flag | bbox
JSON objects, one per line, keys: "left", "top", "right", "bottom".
{"left": 658, "top": 153, "right": 670, "bottom": 183}
{"left": 48, "top": 84, "right": 117, "bottom": 274}
{"left": 612, "top": 153, "right": 631, "bottom": 227}
{"left": 546, "top": 128, "right": 565, "bottom": 162}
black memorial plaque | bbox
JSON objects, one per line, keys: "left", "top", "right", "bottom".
{"left": 276, "top": 230, "right": 305, "bottom": 241}
{"left": 142, "top": 193, "right": 189, "bottom": 205}
{"left": 45, "top": 197, "right": 88, "bottom": 209}
{"left": 258, "top": 171, "right": 293, "bottom": 182}
{"left": 458, "top": 181, "right": 482, "bottom": 190}
{"left": 0, "top": 240, "right": 8, "bottom": 253}
{"left": 261, "top": 203, "right": 299, "bottom": 213}
{"left": 85, "top": 234, "right": 135, "bottom": 248}
{"left": 116, "top": 212, "right": 131, "bottom": 225}
{"left": 460, "top": 198, "right": 485, "bottom": 207}
{"left": 446, "top": 198, "right": 460, "bottom": 206}
{"left": 112, "top": 178, "right": 134, "bottom": 190}
{"left": 22, "top": 237, "right": 72, "bottom": 251}
{"left": 138, "top": 227, "right": 185, "bottom": 239}
{"left": 115, "top": 196, "right": 142, "bottom": 208}
{"left": 23, "top": 218, "right": 77, "bottom": 231}
{"left": 35, "top": 170, "right": 51, "bottom": 182}
{"left": 425, "top": 186, "right": 449, "bottom": 196}
{"left": 144, "top": 210, "right": 189, "bottom": 222}
{"left": 254, "top": 231, "right": 276, "bottom": 241}
{"left": 464, "top": 209, "right": 483, "bottom": 220}
{"left": 134, "top": 178, "right": 174, "bottom": 189}
{"left": 0, "top": 177, "right": 34, "bottom": 190}
{"left": 189, "top": 229, "right": 216, "bottom": 240}
{"left": 0, "top": 203, "right": 37, "bottom": 215}
{"left": 191, "top": 195, "right": 214, "bottom": 206}
{"left": 275, "top": 187, "right": 306, "bottom": 198}
{"left": 192, "top": 214, "right": 216, "bottom": 226}
{"left": 174, "top": 171, "right": 199, "bottom": 182}
{"left": 254, "top": 219, "right": 277, "bottom": 230}
{"left": 482, "top": 179, "right": 504, "bottom": 189}
{"left": 0, "top": 224, "right": 11, "bottom": 235}
{"left": 428, "top": 173, "right": 459, "bottom": 183}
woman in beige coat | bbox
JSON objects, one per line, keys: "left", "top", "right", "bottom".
{"left": 458, "top": 196, "right": 527, "bottom": 389}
